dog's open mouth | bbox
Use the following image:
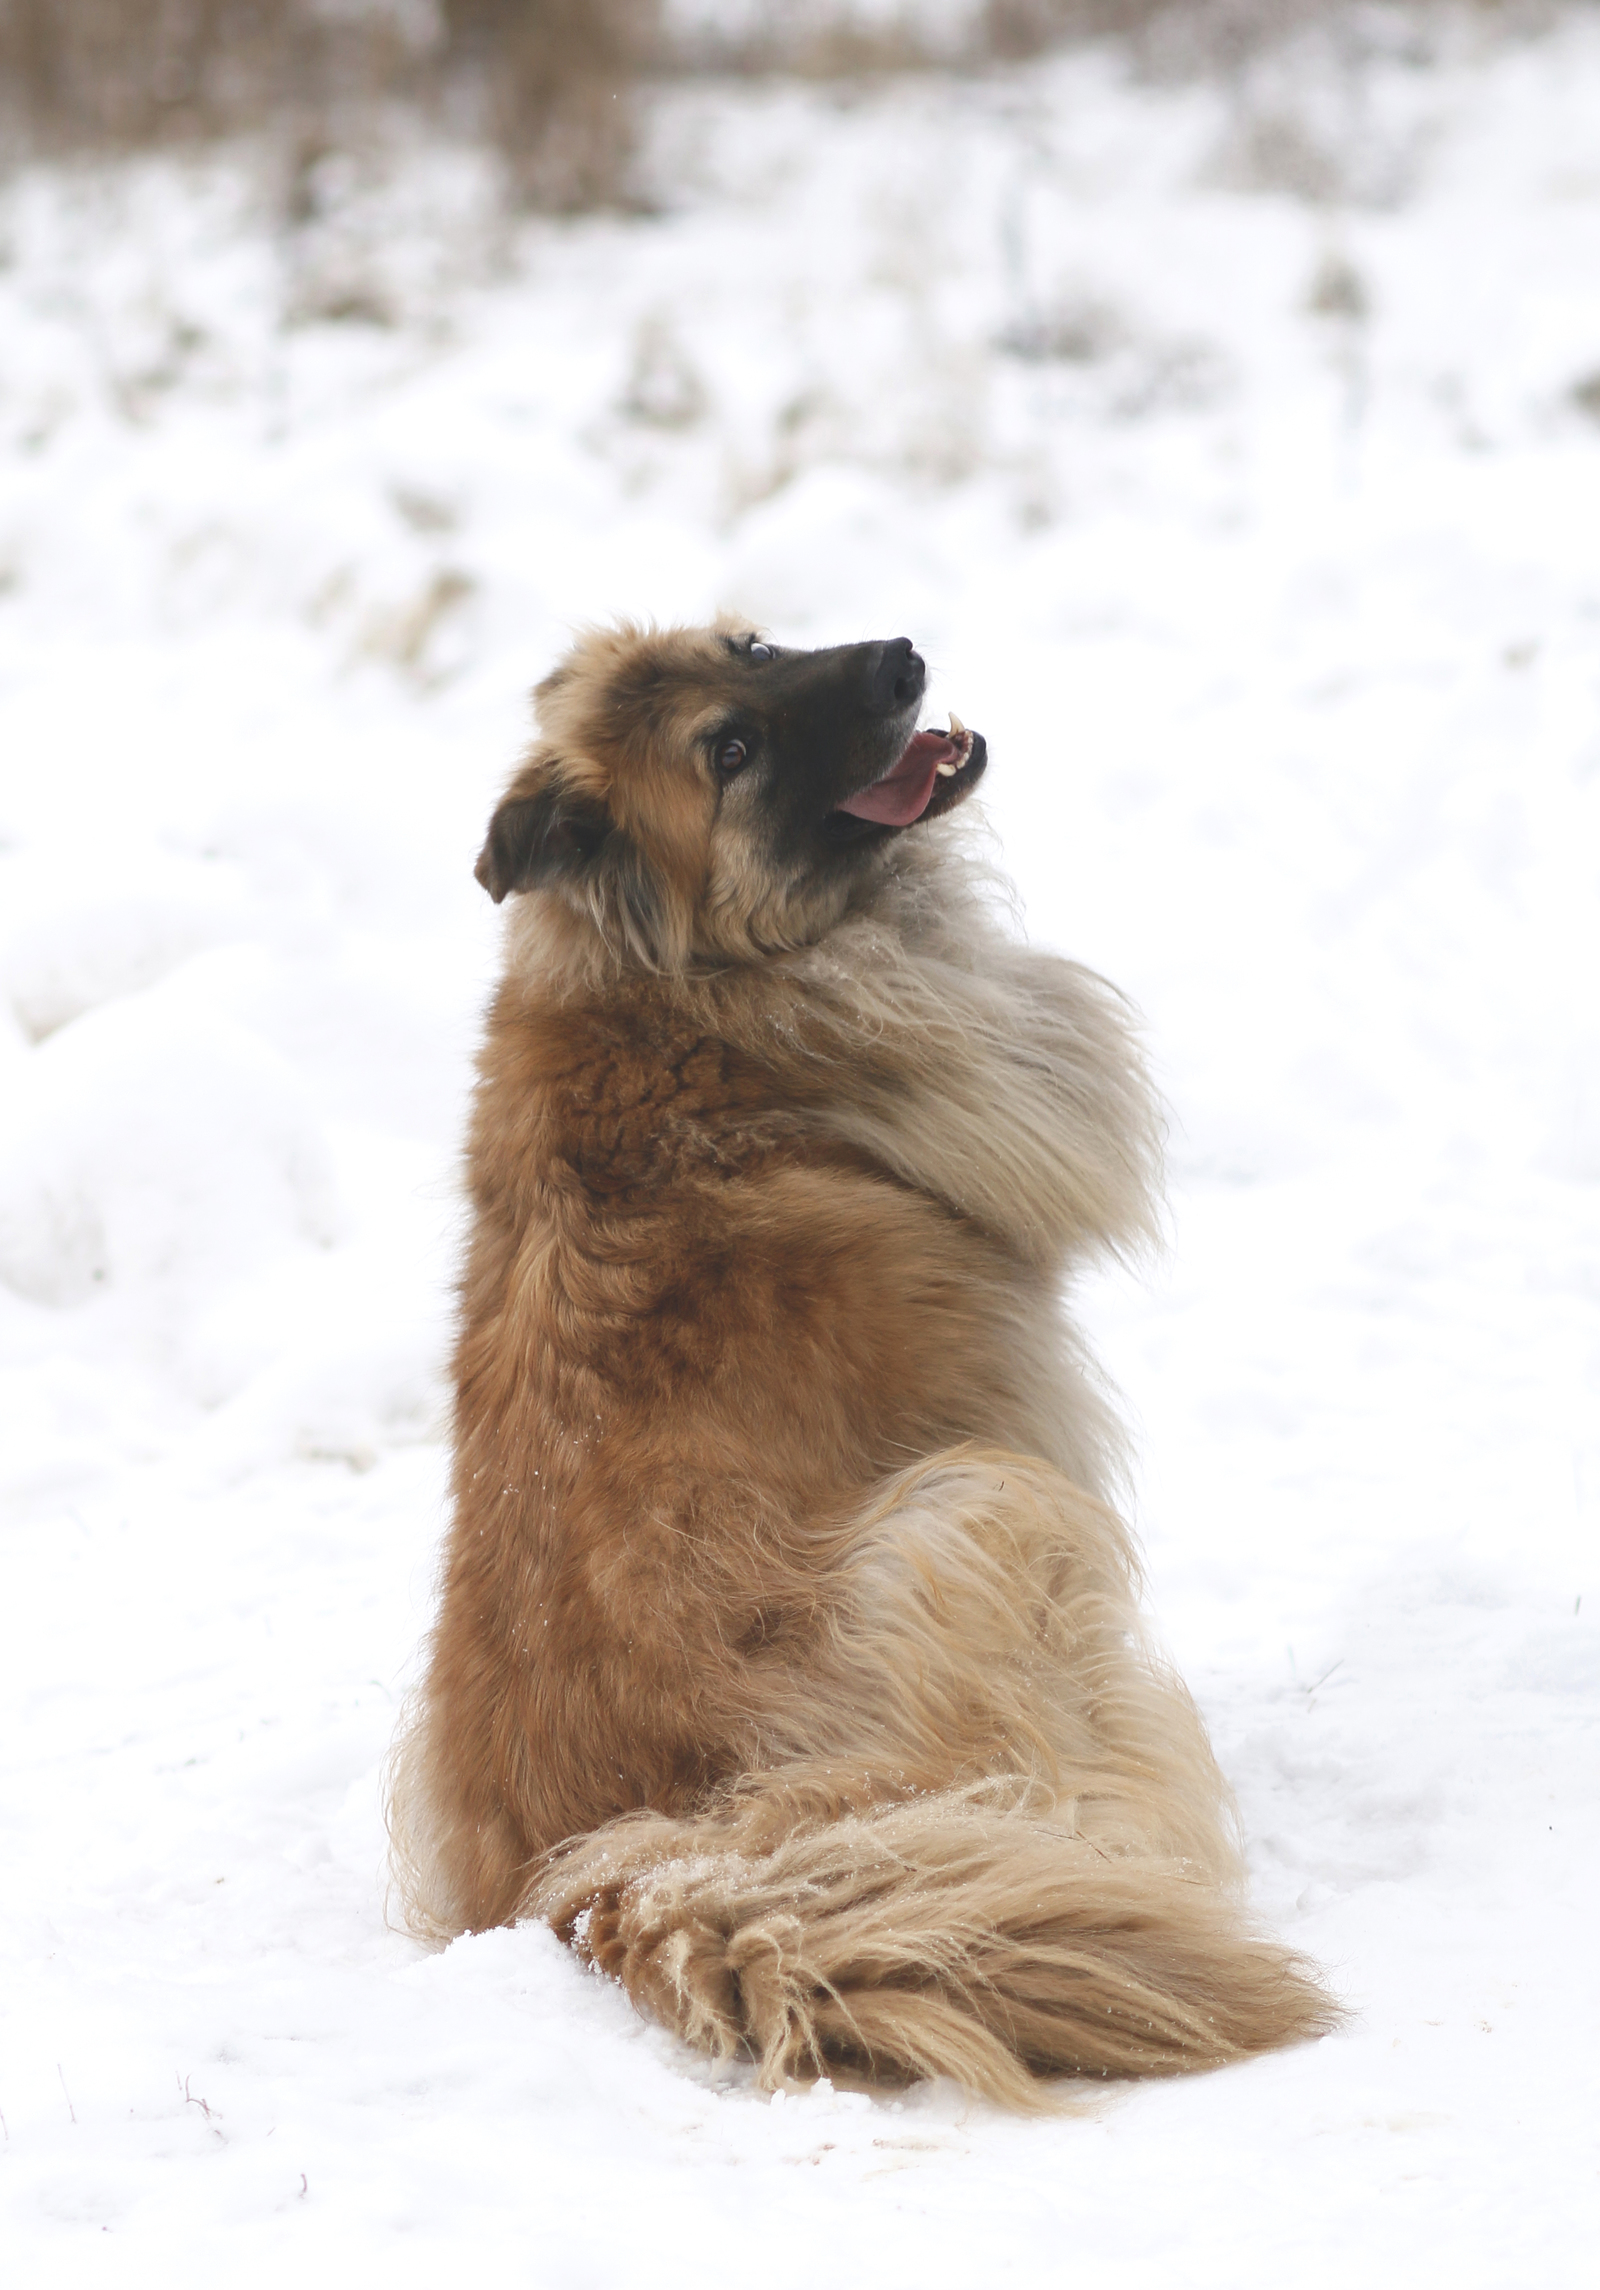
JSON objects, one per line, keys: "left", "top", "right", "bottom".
{"left": 831, "top": 717, "right": 983, "bottom": 832}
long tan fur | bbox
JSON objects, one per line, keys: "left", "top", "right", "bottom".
{"left": 389, "top": 619, "right": 1339, "bottom": 2106}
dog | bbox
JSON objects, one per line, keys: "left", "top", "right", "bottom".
{"left": 388, "top": 619, "right": 1338, "bottom": 2107}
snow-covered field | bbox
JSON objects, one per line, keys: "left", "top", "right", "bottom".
{"left": 3, "top": 12, "right": 1598, "bottom": 2280}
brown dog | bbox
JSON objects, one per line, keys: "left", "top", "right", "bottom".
{"left": 389, "top": 620, "right": 1337, "bottom": 2106}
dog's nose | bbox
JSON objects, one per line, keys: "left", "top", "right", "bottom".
{"left": 867, "top": 637, "right": 926, "bottom": 716}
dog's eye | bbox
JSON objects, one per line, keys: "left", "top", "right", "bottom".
{"left": 748, "top": 642, "right": 773, "bottom": 661}
{"left": 716, "top": 738, "right": 750, "bottom": 777}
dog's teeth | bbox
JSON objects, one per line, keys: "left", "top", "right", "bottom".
{"left": 935, "top": 761, "right": 958, "bottom": 777}
{"left": 947, "top": 711, "right": 966, "bottom": 739}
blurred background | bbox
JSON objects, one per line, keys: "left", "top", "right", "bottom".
{"left": 1, "top": 4, "right": 1597, "bottom": 2273}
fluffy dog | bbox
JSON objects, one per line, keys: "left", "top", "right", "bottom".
{"left": 389, "top": 620, "right": 1338, "bottom": 2106}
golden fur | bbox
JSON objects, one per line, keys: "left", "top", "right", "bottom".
{"left": 389, "top": 619, "right": 1339, "bottom": 2107}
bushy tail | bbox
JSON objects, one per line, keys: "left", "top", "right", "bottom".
{"left": 513, "top": 1448, "right": 1340, "bottom": 2107}
{"left": 525, "top": 1779, "right": 1340, "bottom": 2110}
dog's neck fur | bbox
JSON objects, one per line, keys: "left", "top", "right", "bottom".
{"left": 503, "top": 819, "right": 1164, "bottom": 1285}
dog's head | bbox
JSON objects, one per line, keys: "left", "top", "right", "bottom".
{"left": 475, "top": 621, "right": 987, "bottom": 968}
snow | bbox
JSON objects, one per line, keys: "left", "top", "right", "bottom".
{"left": 2, "top": 14, "right": 1598, "bottom": 2280}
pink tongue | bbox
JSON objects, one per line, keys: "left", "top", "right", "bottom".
{"left": 835, "top": 731, "right": 957, "bottom": 825}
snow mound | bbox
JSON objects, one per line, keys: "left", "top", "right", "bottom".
{"left": 0, "top": 987, "right": 341, "bottom": 1312}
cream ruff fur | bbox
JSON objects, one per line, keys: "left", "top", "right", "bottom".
{"left": 389, "top": 622, "right": 1339, "bottom": 2108}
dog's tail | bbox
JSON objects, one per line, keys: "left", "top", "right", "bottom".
{"left": 525, "top": 1781, "right": 1337, "bottom": 2109}
{"left": 519, "top": 1450, "right": 1341, "bottom": 2108}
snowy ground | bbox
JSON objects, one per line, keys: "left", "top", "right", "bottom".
{"left": 2, "top": 12, "right": 1598, "bottom": 2281}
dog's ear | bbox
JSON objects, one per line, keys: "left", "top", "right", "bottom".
{"left": 474, "top": 772, "right": 613, "bottom": 904}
